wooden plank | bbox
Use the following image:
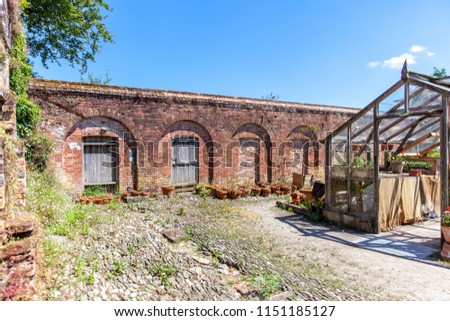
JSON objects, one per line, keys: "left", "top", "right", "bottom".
{"left": 440, "top": 96, "right": 449, "bottom": 240}
{"left": 376, "top": 108, "right": 442, "bottom": 120}
{"left": 373, "top": 103, "right": 380, "bottom": 234}
{"left": 398, "top": 132, "right": 438, "bottom": 154}
{"left": 419, "top": 142, "right": 441, "bottom": 157}
{"left": 330, "top": 80, "right": 404, "bottom": 139}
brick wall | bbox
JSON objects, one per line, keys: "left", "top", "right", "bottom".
{"left": 28, "top": 79, "right": 357, "bottom": 193}
{"left": 0, "top": 0, "right": 36, "bottom": 301}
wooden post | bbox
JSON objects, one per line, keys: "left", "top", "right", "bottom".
{"left": 440, "top": 95, "right": 449, "bottom": 245}
{"left": 347, "top": 126, "right": 351, "bottom": 212}
{"left": 325, "top": 136, "right": 332, "bottom": 210}
{"left": 373, "top": 104, "right": 380, "bottom": 233}
{"left": 404, "top": 82, "right": 410, "bottom": 113}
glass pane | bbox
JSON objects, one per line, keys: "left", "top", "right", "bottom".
{"left": 379, "top": 85, "right": 405, "bottom": 113}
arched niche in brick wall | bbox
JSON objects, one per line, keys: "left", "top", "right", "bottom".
{"left": 64, "top": 116, "right": 137, "bottom": 192}
{"left": 283, "top": 125, "right": 321, "bottom": 176}
{"left": 160, "top": 120, "right": 214, "bottom": 185}
{"left": 231, "top": 123, "right": 272, "bottom": 183}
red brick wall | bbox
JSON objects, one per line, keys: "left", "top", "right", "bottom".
{"left": 28, "top": 79, "right": 357, "bottom": 192}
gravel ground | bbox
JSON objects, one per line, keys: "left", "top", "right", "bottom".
{"left": 242, "top": 200, "right": 450, "bottom": 300}
{"left": 41, "top": 194, "right": 449, "bottom": 301}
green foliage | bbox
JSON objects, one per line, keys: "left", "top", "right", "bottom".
{"left": 80, "top": 70, "right": 112, "bottom": 84}
{"left": 253, "top": 273, "right": 283, "bottom": 298}
{"left": 25, "top": 134, "right": 54, "bottom": 171}
{"left": 10, "top": 32, "right": 41, "bottom": 139}
{"left": 110, "top": 259, "right": 129, "bottom": 276}
{"left": 442, "top": 212, "right": 450, "bottom": 227}
{"left": 83, "top": 185, "right": 108, "bottom": 196}
{"left": 149, "top": 263, "right": 179, "bottom": 288}
{"left": 427, "top": 149, "right": 440, "bottom": 158}
{"left": 22, "top": 0, "right": 114, "bottom": 71}
{"left": 432, "top": 67, "right": 448, "bottom": 78}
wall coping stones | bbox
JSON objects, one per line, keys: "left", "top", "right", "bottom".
{"left": 28, "top": 78, "right": 359, "bottom": 115}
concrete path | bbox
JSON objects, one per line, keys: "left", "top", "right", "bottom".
{"left": 241, "top": 200, "right": 450, "bottom": 300}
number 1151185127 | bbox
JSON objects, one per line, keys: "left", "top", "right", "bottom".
{"left": 256, "top": 305, "right": 335, "bottom": 317}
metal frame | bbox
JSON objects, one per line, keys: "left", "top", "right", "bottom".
{"left": 325, "top": 63, "right": 450, "bottom": 233}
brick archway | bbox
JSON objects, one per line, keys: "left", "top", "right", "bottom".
{"left": 63, "top": 116, "right": 137, "bottom": 192}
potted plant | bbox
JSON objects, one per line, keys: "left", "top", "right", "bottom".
{"left": 161, "top": 184, "right": 175, "bottom": 198}
{"left": 442, "top": 210, "right": 450, "bottom": 243}
{"left": 389, "top": 154, "right": 405, "bottom": 174}
{"left": 194, "top": 182, "right": 204, "bottom": 194}
{"left": 261, "top": 187, "right": 271, "bottom": 197}
{"left": 251, "top": 186, "right": 261, "bottom": 196}
{"left": 299, "top": 185, "right": 313, "bottom": 201}
{"left": 215, "top": 188, "right": 228, "bottom": 200}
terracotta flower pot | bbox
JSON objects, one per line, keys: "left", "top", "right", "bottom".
{"left": 93, "top": 198, "right": 103, "bottom": 205}
{"left": 281, "top": 186, "right": 291, "bottom": 195}
{"left": 300, "top": 189, "right": 313, "bottom": 201}
{"left": 270, "top": 185, "right": 280, "bottom": 193}
{"left": 161, "top": 185, "right": 175, "bottom": 198}
{"left": 251, "top": 187, "right": 261, "bottom": 196}
{"left": 441, "top": 242, "right": 450, "bottom": 261}
{"left": 291, "top": 184, "right": 297, "bottom": 193}
{"left": 409, "top": 169, "right": 422, "bottom": 177}
{"left": 275, "top": 190, "right": 283, "bottom": 195}
{"left": 228, "top": 189, "right": 242, "bottom": 199}
{"left": 257, "top": 181, "right": 268, "bottom": 188}
{"left": 130, "top": 190, "right": 141, "bottom": 197}
{"left": 442, "top": 225, "right": 450, "bottom": 243}
{"left": 216, "top": 189, "right": 228, "bottom": 200}
{"left": 291, "top": 193, "right": 299, "bottom": 202}
{"left": 261, "top": 187, "right": 271, "bottom": 197}
{"left": 140, "top": 191, "right": 151, "bottom": 197}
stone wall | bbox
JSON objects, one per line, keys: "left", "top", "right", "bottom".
{"left": 28, "top": 79, "right": 357, "bottom": 192}
{"left": 0, "top": 0, "right": 36, "bottom": 301}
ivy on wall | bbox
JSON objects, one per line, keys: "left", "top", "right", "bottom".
{"left": 9, "top": 32, "right": 41, "bottom": 138}
{"left": 9, "top": 7, "right": 54, "bottom": 171}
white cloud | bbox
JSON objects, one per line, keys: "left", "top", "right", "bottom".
{"left": 367, "top": 61, "right": 381, "bottom": 68}
{"left": 368, "top": 45, "right": 435, "bottom": 69}
{"left": 383, "top": 53, "right": 416, "bottom": 69}
{"left": 410, "top": 45, "right": 426, "bottom": 53}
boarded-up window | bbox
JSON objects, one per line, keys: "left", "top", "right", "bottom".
{"left": 83, "top": 137, "right": 118, "bottom": 186}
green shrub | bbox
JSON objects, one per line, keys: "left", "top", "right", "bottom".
{"left": 25, "top": 134, "right": 54, "bottom": 171}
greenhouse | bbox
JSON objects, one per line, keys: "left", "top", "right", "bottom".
{"left": 324, "top": 62, "right": 450, "bottom": 233}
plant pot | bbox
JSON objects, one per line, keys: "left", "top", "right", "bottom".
{"left": 391, "top": 161, "right": 405, "bottom": 174}
{"left": 116, "top": 196, "right": 122, "bottom": 203}
{"left": 300, "top": 189, "right": 313, "bottom": 201}
{"left": 130, "top": 190, "right": 141, "bottom": 197}
{"left": 93, "top": 198, "right": 103, "bottom": 205}
{"left": 270, "top": 185, "right": 280, "bottom": 193}
{"left": 261, "top": 187, "right": 271, "bottom": 197}
{"left": 228, "top": 190, "right": 242, "bottom": 199}
{"left": 216, "top": 189, "right": 228, "bottom": 200}
{"left": 251, "top": 187, "right": 261, "bottom": 196}
{"left": 194, "top": 187, "right": 203, "bottom": 195}
{"left": 275, "top": 190, "right": 283, "bottom": 195}
{"left": 240, "top": 188, "right": 250, "bottom": 197}
{"left": 281, "top": 186, "right": 291, "bottom": 195}
{"left": 161, "top": 185, "right": 175, "bottom": 198}
{"left": 442, "top": 225, "right": 450, "bottom": 243}
{"left": 381, "top": 144, "right": 394, "bottom": 151}
{"left": 140, "top": 191, "right": 151, "bottom": 197}
{"left": 291, "top": 193, "right": 299, "bottom": 203}
{"left": 257, "top": 181, "right": 268, "bottom": 188}
{"left": 441, "top": 242, "right": 450, "bottom": 261}
{"left": 291, "top": 184, "right": 297, "bottom": 193}
{"left": 409, "top": 169, "right": 422, "bottom": 177}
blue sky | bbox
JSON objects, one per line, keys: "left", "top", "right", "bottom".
{"left": 31, "top": 0, "right": 450, "bottom": 108}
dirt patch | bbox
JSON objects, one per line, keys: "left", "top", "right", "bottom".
{"left": 241, "top": 200, "right": 450, "bottom": 300}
